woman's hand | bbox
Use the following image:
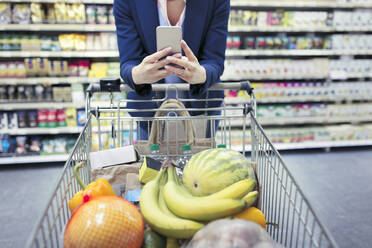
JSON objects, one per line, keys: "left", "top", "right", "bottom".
{"left": 164, "top": 40, "right": 207, "bottom": 84}
{"left": 132, "top": 47, "right": 173, "bottom": 85}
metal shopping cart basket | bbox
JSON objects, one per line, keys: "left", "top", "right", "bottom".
{"left": 26, "top": 79, "right": 338, "bottom": 248}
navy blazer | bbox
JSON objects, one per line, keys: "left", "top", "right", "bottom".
{"left": 113, "top": 0, "right": 230, "bottom": 117}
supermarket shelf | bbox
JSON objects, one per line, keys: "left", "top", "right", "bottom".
{"left": 222, "top": 73, "right": 372, "bottom": 81}
{"left": 0, "top": 127, "right": 83, "bottom": 135}
{"left": 230, "top": 0, "right": 372, "bottom": 8}
{"left": 0, "top": 154, "right": 69, "bottom": 164}
{"left": 225, "top": 96, "right": 372, "bottom": 104}
{"left": 228, "top": 25, "right": 372, "bottom": 33}
{"left": 225, "top": 49, "right": 372, "bottom": 57}
{"left": 0, "top": 50, "right": 118, "bottom": 58}
{"left": 231, "top": 139, "right": 372, "bottom": 151}
{"left": 0, "top": 102, "right": 85, "bottom": 110}
{"left": 226, "top": 116, "right": 372, "bottom": 126}
{"left": 0, "top": 77, "right": 99, "bottom": 85}
{"left": 0, "top": 24, "right": 115, "bottom": 32}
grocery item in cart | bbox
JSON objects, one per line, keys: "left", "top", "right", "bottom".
{"left": 182, "top": 148, "right": 256, "bottom": 196}
{"left": 186, "top": 218, "right": 277, "bottom": 248}
{"left": 64, "top": 196, "right": 144, "bottom": 248}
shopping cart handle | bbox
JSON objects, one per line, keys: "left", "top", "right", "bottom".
{"left": 239, "top": 81, "right": 254, "bottom": 96}
{"left": 87, "top": 78, "right": 254, "bottom": 95}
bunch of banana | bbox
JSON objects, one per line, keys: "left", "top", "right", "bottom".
{"left": 140, "top": 169, "right": 204, "bottom": 239}
{"left": 140, "top": 165, "right": 259, "bottom": 238}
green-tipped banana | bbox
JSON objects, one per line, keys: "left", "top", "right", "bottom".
{"left": 163, "top": 166, "right": 247, "bottom": 221}
{"left": 242, "top": 190, "right": 259, "bottom": 207}
{"left": 140, "top": 169, "right": 204, "bottom": 239}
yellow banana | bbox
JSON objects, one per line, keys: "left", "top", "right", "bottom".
{"left": 163, "top": 166, "right": 247, "bottom": 221}
{"left": 139, "top": 169, "right": 204, "bottom": 239}
{"left": 242, "top": 190, "right": 259, "bottom": 207}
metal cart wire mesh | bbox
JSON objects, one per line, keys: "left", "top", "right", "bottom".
{"left": 26, "top": 80, "right": 338, "bottom": 248}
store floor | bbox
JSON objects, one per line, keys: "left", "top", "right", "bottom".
{"left": 0, "top": 148, "right": 371, "bottom": 248}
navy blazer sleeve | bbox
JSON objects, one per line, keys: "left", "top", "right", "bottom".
{"left": 113, "top": 0, "right": 151, "bottom": 96}
{"left": 191, "top": 0, "right": 230, "bottom": 96}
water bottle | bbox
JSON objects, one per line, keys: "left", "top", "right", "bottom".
{"left": 149, "top": 144, "right": 164, "bottom": 162}
{"left": 217, "top": 144, "right": 227, "bottom": 149}
{"left": 177, "top": 145, "right": 192, "bottom": 169}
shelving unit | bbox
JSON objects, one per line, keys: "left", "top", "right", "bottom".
{"left": 0, "top": 154, "right": 69, "bottom": 164}
{"left": 0, "top": 51, "right": 118, "bottom": 58}
{"left": 0, "top": 24, "right": 115, "bottom": 32}
{"left": 0, "top": 102, "right": 85, "bottom": 110}
{"left": 231, "top": 139, "right": 372, "bottom": 152}
{"left": 0, "top": 77, "right": 99, "bottom": 85}
{"left": 0, "top": 127, "right": 83, "bottom": 135}
{"left": 226, "top": 49, "right": 372, "bottom": 57}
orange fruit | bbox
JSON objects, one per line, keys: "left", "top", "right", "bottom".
{"left": 234, "top": 207, "right": 267, "bottom": 231}
{"left": 64, "top": 196, "right": 144, "bottom": 248}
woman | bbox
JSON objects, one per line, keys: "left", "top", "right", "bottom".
{"left": 113, "top": 0, "right": 230, "bottom": 139}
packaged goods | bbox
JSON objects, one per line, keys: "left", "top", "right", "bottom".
{"left": 77, "top": 109, "right": 86, "bottom": 127}
{"left": 68, "top": 62, "right": 79, "bottom": 76}
{"left": 0, "top": 112, "right": 7, "bottom": 129}
{"left": 78, "top": 60, "right": 89, "bottom": 76}
{"left": 15, "top": 136, "right": 27, "bottom": 154}
{"left": 96, "top": 5, "right": 108, "bottom": 24}
{"left": 74, "top": 34, "right": 86, "bottom": 50}
{"left": 17, "top": 111, "right": 28, "bottom": 128}
{"left": 28, "top": 111, "right": 38, "bottom": 128}
{"left": 0, "top": 3, "right": 11, "bottom": 24}
{"left": 54, "top": 3, "right": 68, "bottom": 23}
{"left": 47, "top": 109, "right": 57, "bottom": 128}
{"left": 46, "top": 4, "right": 56, "bottom": 24}
{"left": 86, "top": 5, "right": 96, "bottom": 24}
{"left": 0, "top": 63, "right": 6, "bottom": 78}
{"left": 30, "top": 137, "right": 41, "bottom": 153}
{"left": 8, "top": 112, "right": 18, "bottom": 129}
{"left": 108, "top": 6, "right": 115, "bottom": 24}
{"left": 54, "top": 138, "right": 67, "bottom": 153}
{"left": 89, "top": 63, "right": 107, "bottom": 78}
{"left": 12, "top": 4, "right": 31, "bottom": 24}
{"left": 71, "top": 84, "right": 85, "bottom": 103}
{"left": 37, "top": 109, "right": 48, "bottom": 128}
{"left": 30, "top": 3, "right": 44, "bottom": 24}
{"left": 73, "top": 3, "right": 86, "bottom": 23}
{"left": 57, "top": 109, "right": 66, "bottom": 127}
{"left": 40, "top": 36, "right": 52, "bottom": 51}
{"left": 65, "top": 108, "right": 77, "bottom": 127}
{"left": 59, "top": 34, "right": 75, "bottom": 51}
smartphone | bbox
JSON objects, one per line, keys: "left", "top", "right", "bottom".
{"left": 156, "top": 26, "right": 182, "bottom": 54}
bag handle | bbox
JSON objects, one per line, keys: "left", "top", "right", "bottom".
{"left": 148, "top": 99, "right": 196, "bottom": 145}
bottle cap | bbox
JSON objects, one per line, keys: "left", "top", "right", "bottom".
{"left": 150, "top": 144, "right": 160, "bottom": 151}
{"left": 182, "top": 145, "right": 191, "bottom": 151}
{"left": 217, "top": 144, "right": 226, "bottom": 148}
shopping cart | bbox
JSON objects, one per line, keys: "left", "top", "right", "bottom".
{"left": 26, "top": 79, "right": 339, "bottom": 248}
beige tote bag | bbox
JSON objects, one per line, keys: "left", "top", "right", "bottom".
{"left": 135, "top": 99, "right": 214, "bottom": 156}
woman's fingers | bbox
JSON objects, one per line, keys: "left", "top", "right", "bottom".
{"left": 164, "top": 65, "right": 189, "bottom": 80}
{"left": 145, "top": 47, "right": 172, "bottom": 63}
{"left": 181, "top": 40, "right": 198, "bottom": 62}
{"left": 166, "top": 56, "right": 193, "bottom": 70}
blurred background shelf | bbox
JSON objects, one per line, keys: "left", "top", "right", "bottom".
{"left": 0, "top": 102, "right": 85, "bottom": 110}
{"left": 0, "top": 154, "right": 68, "bottom": 164}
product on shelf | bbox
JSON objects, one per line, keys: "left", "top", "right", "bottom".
{"left": 30, "top": 3, "right": 44, "bottom": 24}
{"left": 12, "top": 4, "right": 31, "bottom": 24}
{"left": 65, "top": 108, "right": 77, "bottom": 127}
{"left": 0, "top": 3, "right": 11, "bottom": 24}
